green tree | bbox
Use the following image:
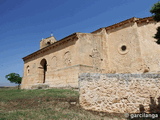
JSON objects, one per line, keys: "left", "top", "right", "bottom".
{"left": 5, "top": 73, "right": 22, "bottom": 89}
{"left": 150, "top": 2, "right": 160, "bottom": 44}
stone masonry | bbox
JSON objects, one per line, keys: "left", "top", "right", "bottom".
{"left": 79, "top": 73, "right": 160, "bottom": 113}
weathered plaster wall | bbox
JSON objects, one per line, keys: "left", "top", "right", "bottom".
{"left": 79, "top": 73, "right": 160, "bottom": 113}
{"left": 137, "top": 22, "right": 160, "bottom": 73}
{"left": 107, "top": 22, "right": 142, "bottom": 73}
{"left": 22, "top": 31, "right": 109, "bottom": 89}
{"left": 77, "top": 30, "right": 108, "bottom": 73}
{"left": 22, "top": 30, "right": 111, "bottom": 89}
{"left": 21, "top": 37, "right": 80, "bottom": 89}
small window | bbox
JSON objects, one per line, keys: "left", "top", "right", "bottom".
{"left": 121, "top": 45, "right": 127, "bottom": 51}
{"left": 47, "top": 42, "right": 51, "bottom": 45}
{"left": 118, "top": 44, "right": 129, "bottom": 55}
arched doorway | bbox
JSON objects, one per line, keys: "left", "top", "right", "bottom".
{"left": 40, "top": 59, "right": 47, "bottom": 83}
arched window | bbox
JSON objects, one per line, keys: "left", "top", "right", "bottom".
{"left": 64, "top": 51, "right": 71, "bottom": 66}
{"left": 51, "top": 56, "right": 57, "bottom": 69}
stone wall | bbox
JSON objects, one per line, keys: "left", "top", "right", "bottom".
{"left": 79, "top": 73, "right": 160, "bottom": 113}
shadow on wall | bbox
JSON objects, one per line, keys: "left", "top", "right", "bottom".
{"left": 148, "top": 97, "right": 160, "bottom": 113}
{"left": 127, "top": 97, "right": 160, "bottom": 120}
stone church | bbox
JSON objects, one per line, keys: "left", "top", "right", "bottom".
{"left": 21, "top": 17, "right": 160, "bottom": 89}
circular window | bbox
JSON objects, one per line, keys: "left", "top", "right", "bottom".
{"left": 118, "top": 44, "right": 129, "bottom": 55}
{"left": 121, "top": 45, "right": 127, "bottom": 51}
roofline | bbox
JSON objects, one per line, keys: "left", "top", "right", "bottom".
{"left": 91, "top": 17, "right": 139, "bottom": 33}
{"left": 105, "top": 17, "right": 139, "bottom": 31}
{"left": 22, "top": 33, "right": 78, "bottom": 61}
{"left": 92, "top": 16, "right": 154, "bottom": 33}
{"left": 136, "top": 16, "right": 154, "bottom": 24}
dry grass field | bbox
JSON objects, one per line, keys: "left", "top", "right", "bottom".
{"left": 0, "top": 87, "right": 124, "bottom": 120}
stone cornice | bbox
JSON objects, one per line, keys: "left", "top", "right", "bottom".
{"left": 136, "top": 16, "right": 154, "bottom": 24}
{"left": 91, "top": 17, "right": 139, "bottom": 33}
{"left": 105, "top": 17, "right": 154, "bottom": 32}
{"left": 92, "top": 17, "right": 154, "bottom": 33}
{"left": 22, "top": 33, "right": 78, "bottom": 61}
{"left": 105, "top": 17, "right": 139, "bottom": 31}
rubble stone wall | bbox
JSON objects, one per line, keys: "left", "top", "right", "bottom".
{"left": 79, "top": 73, "right": 160, "bottom": 113}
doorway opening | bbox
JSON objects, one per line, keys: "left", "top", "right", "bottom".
{"left": 40, "top": 59, "right": 47, "bottom": 83}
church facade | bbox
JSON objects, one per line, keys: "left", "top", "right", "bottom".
{"left": 21, "top": 17, "right": 160, "bottom": 89}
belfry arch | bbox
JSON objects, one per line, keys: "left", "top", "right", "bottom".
{"left": 40, "top": 59, "right": 47, "bottom": 83}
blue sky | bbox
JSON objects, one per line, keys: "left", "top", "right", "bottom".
{"left": 0, "top": 0, "right": 159, "bottom": 86}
